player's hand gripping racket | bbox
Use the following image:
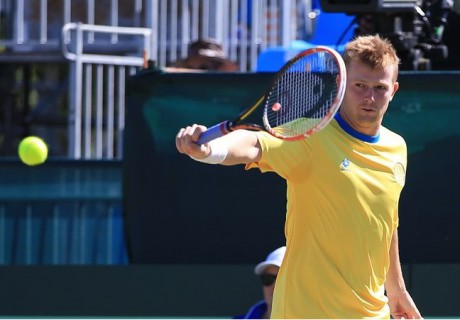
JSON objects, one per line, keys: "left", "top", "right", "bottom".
{"left": 196, "top": 46, "right": 347, "bottom": 144}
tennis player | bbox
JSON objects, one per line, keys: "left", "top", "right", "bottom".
{"left": 176, "top": 35, "right": 422, "bottom": 319}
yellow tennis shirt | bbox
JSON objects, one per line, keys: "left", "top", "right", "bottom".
{"left": 246, "top": 114, "right": 407, "bottom": 318}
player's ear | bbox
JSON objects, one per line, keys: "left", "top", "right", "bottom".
{"left": 390, "top": 81, "right": 399, "bottom": 101}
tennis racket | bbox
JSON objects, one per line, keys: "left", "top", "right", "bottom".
{"left": 196, "top": 46, "right": 347, "bottom": 145}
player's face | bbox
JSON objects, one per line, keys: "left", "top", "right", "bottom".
{"left": 340, "top": 59, "right": 399, "bottom": 136}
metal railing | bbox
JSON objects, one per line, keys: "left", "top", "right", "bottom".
{"left": 62, "top": 22, "right": 151, "bottom": 159}
{"left": 0, "top": 0, "right": 146, "bottom": 51}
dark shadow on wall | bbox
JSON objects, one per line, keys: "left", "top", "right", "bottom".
{"left": 399, "top": 135, "right": 460, "bottom": 263}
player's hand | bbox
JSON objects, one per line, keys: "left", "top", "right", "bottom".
{"left": 175, "top": 124, "right": 211, "bottom": 159}
{"left": 388, "top": 290, "right": 423, "bottom": 319}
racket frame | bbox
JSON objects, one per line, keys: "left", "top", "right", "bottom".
{"left": 196, "top": 46, "right": 347, "bottom": 145}
{"left": 262, "top": 46, "right": 347, "bottom": 140}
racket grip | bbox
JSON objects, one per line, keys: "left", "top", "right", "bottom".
{"left": 196, "top": 122, "right": 230, "bottom": 145}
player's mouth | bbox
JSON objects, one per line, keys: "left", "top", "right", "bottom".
{"left": 360, "top": 106, "right": 375, "bottom": 112}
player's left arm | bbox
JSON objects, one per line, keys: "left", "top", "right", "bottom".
{"left": 385, "top": 229, "right": 423, "bottom": 319}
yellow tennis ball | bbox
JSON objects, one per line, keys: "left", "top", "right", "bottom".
{"left": 18, "top": 136, "right": 48, "bottom": 166}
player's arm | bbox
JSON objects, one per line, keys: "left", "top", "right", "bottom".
{"left": 385, "top": 230, "right": 422, "bottom": 319}
{"left": 175, "top": 124, "right": 262, "bottom": 165}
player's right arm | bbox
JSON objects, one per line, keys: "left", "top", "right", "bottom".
{"left": 175, "top": 124, "right": 262, "bottom": 165}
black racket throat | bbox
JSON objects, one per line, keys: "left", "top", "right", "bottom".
{"left": 227, "top": 120, "right": 265, "bottom": 132}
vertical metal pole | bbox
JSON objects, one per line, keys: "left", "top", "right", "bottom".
{"left": 15, "top": 0, "right": 24, "bottom": 44}
{"left": 280, "top": 0, "right": 293, "bottom": 47}
{"left": 106, "top": 66, "right": 115, "bottom": 159}
{"left": 69, "top": 23, "right": 84, "bottom": 159}
{"left": 84, "top": 64, "right": 93, "bottom": 158}
{"left": 63, "top": 0, "right": 72, "bottom": 43}
{"left": 111, "top": 0, "right": 119, "bottom": 43}
{"left": 228, "top": 0, "right": 238, "bottom": 62}
{"left": 250, "top": 0, "right": 261, "bottom": 71}
{"left": 238, "top": 0, "right": 247, "bottom": 71}
{"left": 180, "top": 0, "right": 190, "bottom": 56}
{"left": 201, "top": 0, "right": 209, "bottom": 38}
{"left": 134, "top": 0, "right": 142, "bottom": 27}
{"left": 159, "top": 0, "right": 167, "bottom": 65}
{"left": 213, "top": 0, "right": 226, "bottom": 44}
{"left": 116, "top": 67, "right": 126, "bottom": 159}
{"left": 143, "top": 29, "right": 152, "bottom": 61}
{"left": 169, "top": 0, "right": 178, "bottom": 63}
{"left": 191, "top": 0, "right": 199, "bottom": 40}
{"left": 64, "top": 0, "right": 71, "bottom": 26}
{"left": 87, "top": 0, "right": 95, "bottom": 43}
{"left": 40, "top": 0, "right": 47, "bottom": 44}
{"left": 96, "top": 65, "right": 103, "bottom": 159}
{"left": 146, "top": 0, "right": 159, "bottom": 64}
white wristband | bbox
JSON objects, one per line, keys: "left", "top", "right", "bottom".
{"left": 190, "top": 142, "right": 228, "bottom": 164}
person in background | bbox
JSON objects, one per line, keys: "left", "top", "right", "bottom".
{"left": 234, "top": 246, "right": 286, "bottom": 319}
{"left": 171, "top": 38, "right": 239, "bottom": 72}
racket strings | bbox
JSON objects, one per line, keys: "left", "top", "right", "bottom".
{"left": 264, "top": 51, "right": 340, "bottom": 138}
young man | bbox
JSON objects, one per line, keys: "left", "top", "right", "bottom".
{"left": 175, "top": 35, "right": 422, "bottom": 318}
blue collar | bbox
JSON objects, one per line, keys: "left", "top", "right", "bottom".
{"left": 334, "top": 112, "right": 380, "bottom": 143}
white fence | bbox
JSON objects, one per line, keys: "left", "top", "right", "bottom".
{"left": 61, "top": 23, "right": 152, "bottom": 159}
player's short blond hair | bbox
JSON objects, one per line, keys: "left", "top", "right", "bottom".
{"left": 343, "top": 35, "right": 400, "bottom": 81}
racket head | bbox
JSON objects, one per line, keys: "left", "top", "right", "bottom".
{"left": 262, "top": 46, "right": 347, "bottom": 140}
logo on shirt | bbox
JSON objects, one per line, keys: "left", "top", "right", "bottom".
{"left": 393, "top": 162, "right": 406, "bottom": 186}
{"left": 340, "top": 158, "right": 351, "bottom": 171}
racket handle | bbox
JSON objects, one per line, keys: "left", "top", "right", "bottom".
{"left": 196, "top": 121, "right": 230, "bottom": 145}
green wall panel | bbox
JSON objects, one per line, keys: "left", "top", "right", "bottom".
{"left": 124, "top": 70, "right": 460, "bottom": 264}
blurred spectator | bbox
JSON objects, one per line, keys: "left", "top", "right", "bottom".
{"left": 171, "top": 38, "right": 239, "bottom": 71}
{"left": 234, "top": 246, "right": 286, "bottom": 319}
